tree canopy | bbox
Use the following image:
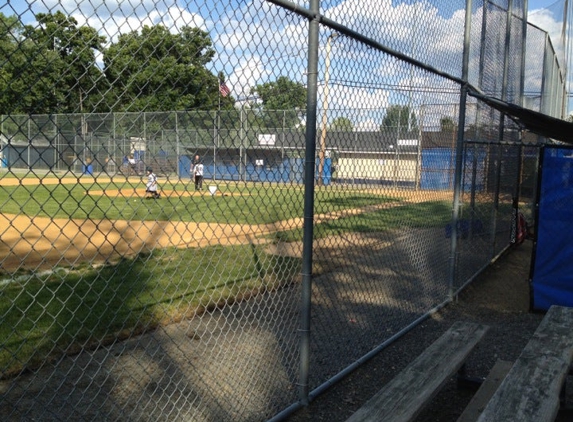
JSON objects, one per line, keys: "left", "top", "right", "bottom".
{"left": 381, "top": 105, "right": 418, "bottom": 134}
{"left": 1, "top": 11, "right": 107, "bottom": 114}
{"left": 330, "top": 116, "right": 354, "bottom": 131}
{"left": 252, "top": 76, "right": 306, "bottom": 128}
{"left": 440, "top": 116, "right": 456, "bottom": 132}
{"left": 103, "top": 25, "right": 223, "bottom": 112}
{"left": 0, "top": 14, "right": 24, "bottom": 113}
{"left": 0, "top": 12, "right": 234, "bottom": 115}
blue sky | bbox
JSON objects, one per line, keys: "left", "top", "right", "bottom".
{"left": 529, "top": 0, "right": 555, "bottom": 11}
{"left": 529, "top": 0, "right": 544, "bottom": 9}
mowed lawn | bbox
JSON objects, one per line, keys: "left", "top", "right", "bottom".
{"left": 0, "top": 175, "right": 454, "bottom": 378}
{"left": 0, "top": 177, "right": 397, "bottom": 224}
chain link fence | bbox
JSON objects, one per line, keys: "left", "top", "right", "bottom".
{"left": 0, "top": 0, "right": 566, "bottom": 420}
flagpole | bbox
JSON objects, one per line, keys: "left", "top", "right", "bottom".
{"left": 216, "top": 78, "right": 231, "bottom": 182}
{"left": 215, "top": 79, "right": 221, "bottom": 182}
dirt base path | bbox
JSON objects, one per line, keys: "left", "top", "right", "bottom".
{"left": 0, "top": 176, "right": 453, "bottom": 272}
{"left": 0, "top": 213, "right": 284, "bottom": 272}
{"left": 0, "top": 176, "right": 261, "bottom": 271}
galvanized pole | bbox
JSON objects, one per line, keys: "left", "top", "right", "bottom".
{"left": 240, "top": 107, "right": 244, "bottom": 182}
{"left": 471, "top": 0, "right": 489, "bottom": 212}
{"left": 318, "top": 32, "right": 337, "bottom": 186}
{"left": 521, "top": 0, "right": 528, "bottom": 110}
{"left": 299, "top": 0, "right": 320, "bottom": 406}
{"left": 449, "top": 0, "right": 473, "bottom": 298}
{"left": 490, "top": 0, "right": 513, "bottom": 256}
{"left": 175, "top": 112, "right": 180, "bottom": 180}
{"left": 561, "top": 0, "right": 569, "bottom": 118}
{"left": 540, "top": 33, "right": 549, "bottom": 115}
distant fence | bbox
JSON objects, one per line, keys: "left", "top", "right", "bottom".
{"left": 0, "top": 106, "right": 504, "bottom": 189}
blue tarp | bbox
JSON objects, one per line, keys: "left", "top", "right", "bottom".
{"left": 178, "top": 156, "right": 308, "bottom": 184}
{"left": 421, "top": 148, "right": 454, "bottom": 190}
{"left": 420, "top": 147, "right": 486, "bottom": 191}
{"left": 531, "top": 146, "right": 573, "bottom": 311}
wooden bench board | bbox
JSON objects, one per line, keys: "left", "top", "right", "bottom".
{"left": 346, "top": 321, "right": 489, "bottom": 422}
{"left": 456, "top": 360, "right": 513, "bottom": 422}
{"left": 476, "top": 305, "right": 573, "bottom": 422}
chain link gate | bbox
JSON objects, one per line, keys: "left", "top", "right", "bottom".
{"left": 0, "top": 0, "right": 567, "bottom": 421}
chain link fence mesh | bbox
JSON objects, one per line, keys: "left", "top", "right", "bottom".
{"left": 0, "top": 0, "right": 567, "bottom": 420}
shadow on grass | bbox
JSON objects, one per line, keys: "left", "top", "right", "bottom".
{"left": 0, "top": 257, "right": 153, "bottom": 379}
{"left": 0, "top": 243, "right": 301, "bottom": 380}
{"left": 272, "top": 200, "right": 453, "bottom": 242}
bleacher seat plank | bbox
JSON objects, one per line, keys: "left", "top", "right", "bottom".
{"left": 346, "top": 321, "right": 489, "bottom": 422}
{"left": 456, "top": 360, "right": 513, "bottom": 422}
{"left": 476, "top": 305, "right": 573, "bottom": 422}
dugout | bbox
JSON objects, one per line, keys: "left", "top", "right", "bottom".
{"left": 469, "top": 90, "right": 573, "bottom": 312}
{"left": 0, "top": 136, "right": 56, "bottom": 170}
{"left": 180, "top": 146, "right": 309, "bottom": 183}
{"left": 327, "top": 132, "right": 420, "bottom": 187}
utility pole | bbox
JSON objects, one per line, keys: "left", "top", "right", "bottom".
{"left": 318, "top": 32, "right": 338, "bottom": 186}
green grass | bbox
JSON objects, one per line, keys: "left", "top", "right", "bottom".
{"left": 0, "top": 177, "right": 460, "bottom": 379}
{"left": 0, "top": 243, "right": 301, "bottom": 378}
{"left": 274, "top": 200, "right": 453, "bottom": 242}
{"left": 0, "top": 169, "right": 57, "bottom": 178}
{"left": 0, "top": 180, "right": 397, "bottom": 224}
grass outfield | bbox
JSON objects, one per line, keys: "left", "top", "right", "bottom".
{"left": 0, "top": 175, "right": 458, "bottom": 378}
{"left": 0, "top": 178, "right": 402, "bottom": 224}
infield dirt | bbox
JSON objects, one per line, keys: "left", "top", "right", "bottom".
{"left": 0, "top": 176, "right": 453, "bottom": 272}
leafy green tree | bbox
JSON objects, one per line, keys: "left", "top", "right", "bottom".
{"left": 252, "top": 76, "right": 306, "bottom": 129}
{"left": 22, "top": 12, "right": 107, "bottom": 114}
{"left": 103, "top": 25, "right": 223, "bottom": 112}
{"left": 440, "top": 116, "right": 456, "bottom": 132}
{"left": 381, "top": 105, "right": 418, "bottom": 134}
{"left": 330, "top": 116, "right": 354, "bottom": 131}
{"left": 0, "top": 13, "right": 67, "bottom": 114}
{"left": 0, "top": 13, "right": 24, "bottom": 113}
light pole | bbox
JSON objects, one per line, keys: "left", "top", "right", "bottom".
{"left": 318, "top": 32, "right": 338, "bottom": 186}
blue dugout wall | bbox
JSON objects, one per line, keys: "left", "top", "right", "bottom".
{"left": 178, "top": 155, "right": 333, "bottom": 185}
{"left": 531, "top": 146, "right": 573, "bottom": 311}
{"left": 420, "top": 147, "right": 486, "bottom": 190}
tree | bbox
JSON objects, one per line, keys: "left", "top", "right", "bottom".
{"left": 22, "top": 12, "right": 107, "bottom": 114}
{"left": 380, "top": 105, "right": 418, "bottom": 134}
{"left": 0, "top": 13, "right": 24, "bottom": 114}
{"left": 252, "top": 76, "right": 306, "bottom": 129}
{"left": 440, "top": 116, "right": 456, "bottom": 132}
{"left": 330, "top": 116, "right": 354, "bottom": 131}
{"left": 0, "top": 12, "right": 75, "bottom": 114}
{"left": 103, "top": 25, "right": 222, "bottom": 112}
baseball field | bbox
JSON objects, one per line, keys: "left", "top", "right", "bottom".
{"left": 0, "top": 172, "right": 454, "bottom": 377}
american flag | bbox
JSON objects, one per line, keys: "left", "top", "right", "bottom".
{"left": 219, "top": 80, "right": 231, "bottom": 97}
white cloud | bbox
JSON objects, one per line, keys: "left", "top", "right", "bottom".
{"left": 28, "top": 1, "right": 207, "bottom": 44}
{"left": 528, "top": 9, "right": 567, "bottom": 67}
{"left": 211, "top": 1, "right": 309, "bottom": 101}
{"left": 21, "top": 0, "right": 563, "bottom": 114}
{"left": 323, "top": 83, "right": 389, "bottom": 112}
{"left": 35, "top": 0, "right": 166, "bottom": 19}
{"left": 229, "top": 58, "right": 267, "bottom": 99}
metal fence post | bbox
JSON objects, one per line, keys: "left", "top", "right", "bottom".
{"left": 299, "top": 0, "right": 320, "bottom": 406}
{"left": 449, "top": 0, "right": 473, "bottom": 298}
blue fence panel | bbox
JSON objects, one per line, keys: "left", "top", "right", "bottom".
{"left": 531, "top": 146, "right": 573, "bottom": 310}
{"left": 421, "top": 148, "right": 454, "bottom": 190}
